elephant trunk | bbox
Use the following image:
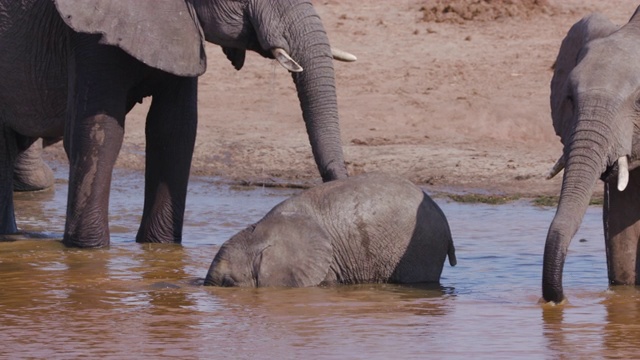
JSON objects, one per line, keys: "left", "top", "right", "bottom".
{"left": 283, "top": 3, "right": 348, "bottom": 182}
{"left": 204, "top": 256, "right": 233, "bottom": 286}
{"left": 542, "top": 108, "right": 614, "bottom": 303}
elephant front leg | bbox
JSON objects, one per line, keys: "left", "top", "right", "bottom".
{"left": 62, "top": 34, "right": 130, "bottom": 248}
{"left": 0, "top": 125, "right": 18, "bottom": 235}
{"left": 135, "top": 75, "right": 197, "bottom": 244}
{"left": 604, "top": 170, "right": 640, "bottom": 285}
{"left": 63, "top": 113, "right": 124, "bottom": 248}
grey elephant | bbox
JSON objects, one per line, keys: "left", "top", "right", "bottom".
{"left": 204, "top": 172, "right": 457, "bottom": 287}
{"left": 0, "top": 0, "right": 355, "bottom": 247}
{"left": 542, "top": 7, "right": 640, "bottom": 304}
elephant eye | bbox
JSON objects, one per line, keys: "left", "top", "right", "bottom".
{"left": 220, "top": 274, "right": 236, "bottom": 287}
{"left": 566, "top": 94, "right": 573, "bottom": 104}
{"left": 566, "top": 95, "right": 576, "bottom": 111}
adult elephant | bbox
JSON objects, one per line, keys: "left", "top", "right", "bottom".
{"left": 542, "top": 7, "right": 640, "bottom": 304}
{"left": 0, "top": 0, "right": 355, "bottom": 247}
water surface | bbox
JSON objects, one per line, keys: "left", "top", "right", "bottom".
{"left": 2, "top": 167, "right": 639, "bottom": 359}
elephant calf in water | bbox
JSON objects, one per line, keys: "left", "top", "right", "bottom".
{"left": 205, "top": 172, "right": 456, "bottom": 287}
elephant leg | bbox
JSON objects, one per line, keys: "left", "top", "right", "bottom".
{"left": 13, "top": 138, "right": 54, "bottom": 192}
{"left": 0, "top": 125, "right": 18, "bottom": 234}
{"left": 135, "top": 75, "right": 197, "bottom": 244}
{"left": 604, "top": 169, "right": 640, "bottom": 285}
{"left": 62, "top": 35, "right": 136, "bottom": 248}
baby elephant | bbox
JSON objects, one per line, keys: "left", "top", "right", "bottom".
{"left": 205, "top": 172, "right": 456, "bottom": 287}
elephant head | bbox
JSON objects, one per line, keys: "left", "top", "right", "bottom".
{"left": 54, "top": 0, "right": 355, "bottom": 182}
{"left": 204, "top": 213, "right": 333, "bottom": 287}
{"left": 543, "top": 8, "right": 640, "bottom": 303}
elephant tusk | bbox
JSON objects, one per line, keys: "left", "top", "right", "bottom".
{"left": 271, "top": 48, "right": 303, "bottom": 73}
{"left": 546, "top": 155, "right": 565, "bottom": 180}
{"left": 331, "top": 47, "right": 357, "bottom": 62}
{"left": 617, "top": 156, "right": 629, "bottom": 191}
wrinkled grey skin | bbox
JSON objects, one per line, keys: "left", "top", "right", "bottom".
{"left": 13, "top": 139, "right": 55, "bottom": 192}
{"left": 205, "top": 172, "right": 456, "bottom": 287}
{"left": 0, "top": 0, "right": 349, "bottom": 246}
{"left": 543, "top": 7, "right": 640, "bottom": 304}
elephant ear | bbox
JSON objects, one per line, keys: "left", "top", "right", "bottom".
{"left": 551, "top": 13, "right": 618, "bottom": 142}
{"left": 253, "top": 214, "right": 333, "bottom": 287}
{"left": 54, "top": 0, "right": 206, "bottom": 77}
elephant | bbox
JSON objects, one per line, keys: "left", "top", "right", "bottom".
{"left": 0, "top": 0, "right": 355, "bottom": 247}
{"left": 542, "top": 7, "right": 640, "bottom": 304}
{"left": 204, "top": 172, "right": 457, "bottom": 287}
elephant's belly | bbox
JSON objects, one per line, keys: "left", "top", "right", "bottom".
{"left": 0, "top": 19, "right": 69, "bottom": 137}
{"left": 10, "top": 113, "right": 65, "bottom": 139}
{"left": 0, "top": 78, "right": 67, "bottom": 138}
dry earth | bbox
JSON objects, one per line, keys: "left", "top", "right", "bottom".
{"left": 42, "top": 0, "right": 640, "bottom": 198}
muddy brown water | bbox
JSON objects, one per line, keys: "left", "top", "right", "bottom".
{"left": 2, "top": 167, "right": 640, "bottom": 359}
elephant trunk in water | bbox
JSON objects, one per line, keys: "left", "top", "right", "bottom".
{"left": 281, "top": 2, "right": 348, "bottom": 182}
{"left": 542, "top": 103, "right": 617, "bottom": 304}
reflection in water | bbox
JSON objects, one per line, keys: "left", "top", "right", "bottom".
{"left": 542, "top": 287, "right": 640, "bottom": 359}
{"left": 541, "top": 300, "right": 604, "bottom": 359}
{"left": 196, "top": 284, "right": 454, "bottom": 358}
{"left": 602, "top": 287, "right": 640, "bottom": 357}
{"left": 1, "top": 168, "right": 637, "bottom": 358}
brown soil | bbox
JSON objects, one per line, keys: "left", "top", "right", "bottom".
{"left": 420, "top": 0, "right": 554, "bottom": 23}
{"left": 42, "top": 0, "right": 639, "bottom": 197}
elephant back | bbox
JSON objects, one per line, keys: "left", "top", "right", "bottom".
{"left": 279, "top": 172, "right": 453, "bottom": 284}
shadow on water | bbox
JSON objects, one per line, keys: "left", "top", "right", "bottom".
{"left": 2, "top": 166, "right": 639, "bottom": 358}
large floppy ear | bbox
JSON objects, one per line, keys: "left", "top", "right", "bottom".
{"left": 550, "top": 13, "right": 618, "bottom": 142}
{"left": 253, "top": 214, "right": 333, "bottom": 287}
{"left": 630, "top": 5, "right": 640, "bottom": 22}
{"left": 54, "top": 0, "right": 206, "bottom": 77}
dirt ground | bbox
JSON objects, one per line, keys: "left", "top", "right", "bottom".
{"left": 42, "top": 0, "right": 640, "bottom": 198}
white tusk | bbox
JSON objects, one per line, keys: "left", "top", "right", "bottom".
{"left": 331, "top": 48, "right": 357, "bottom": 62}
{"left": 617, "top": 156, "right": 629, "bottom": 191}
{"left": 271, "top": 48, "right": 303, "bottom": 73}
{"left": 546, "top": 155, "right": 565, "bottom": 180}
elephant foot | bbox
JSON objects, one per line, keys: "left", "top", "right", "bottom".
{"left": 13, "top": 159, "right": 55, "bottom": 191}
{"left": 13, "top": 167, "right": 55, "bottom": 192}
{"left": 13, "top": 140, "right": 56, "bottom": 192}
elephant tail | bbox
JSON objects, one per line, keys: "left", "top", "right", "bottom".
{"left": 447, "top": 236, "right": 457, "bottom": 267}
